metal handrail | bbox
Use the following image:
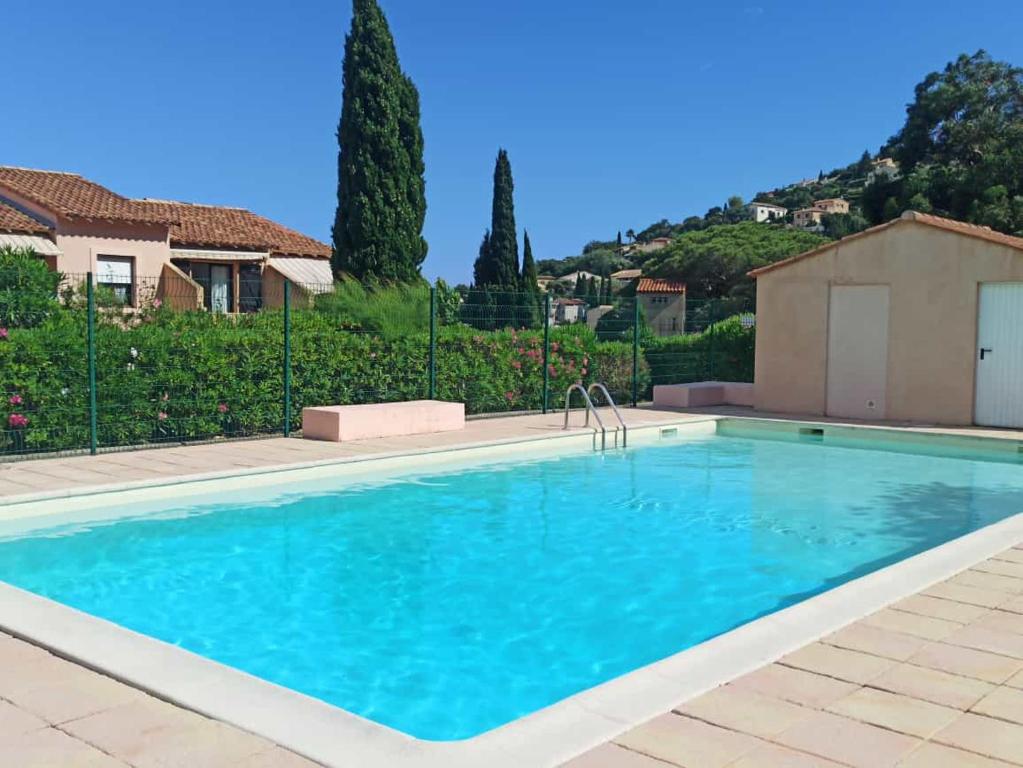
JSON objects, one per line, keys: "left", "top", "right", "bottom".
{"left": 587, "top": 383, "right": 628, "bottom": 448}
{"left": 564, "top": 383, "right": 607, "bottom": 451}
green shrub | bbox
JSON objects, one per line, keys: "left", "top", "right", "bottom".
{"left": 642, "top": 315, "right": 755, "bottom": 395}
{"left": 0, "top": 246, "right": 62, "bottom": 329}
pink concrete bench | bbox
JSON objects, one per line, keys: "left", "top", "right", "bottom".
{"left": 302, "top": 400, "right": 465, "bottom": 442}
{"left": 653, "top": 381, "right": 754, "bottom": 408}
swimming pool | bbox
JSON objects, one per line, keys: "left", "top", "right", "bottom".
{"left": 1, "top": 420, "right": 1022, "bottom": 741}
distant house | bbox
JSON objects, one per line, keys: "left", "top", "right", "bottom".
{"left": 555, "top": 270, "right": 601, "bottom": 287}
{"left": 553, "top": 297, "right": 587, "bottom": 324}
{"left": 749, "top": 202, "right": 788, "bottom": 223}
{"left": 536, "top": 274, "right": 557, "bottom": 291}
{"left": 0, "top": 166, "right": 332, "bottom": 313}
{"left": 793, "top": 198, "right": 850, "bottom": 231}
{"left": 866, "top": 158, "right": 900, "bottom": 185}
{"left": 610, "top": 268, "right": 642, "bottom": 284}
{"left": 636, "top": 278, "right": 686, "bottom": 336}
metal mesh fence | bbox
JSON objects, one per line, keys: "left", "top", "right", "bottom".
{"left": 0, "top": 266, "right": 754, "bottom": 460}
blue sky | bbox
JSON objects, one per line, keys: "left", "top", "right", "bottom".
{"left": 3, "top": 1, "right": 1022, "bottom": 283}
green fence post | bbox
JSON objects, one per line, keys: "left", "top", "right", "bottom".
{"left": 542, "top": 293, "right": 551, "bottom": 413}
{"left": 707, "top": 300, "right": 715, "bottom": 381}
{"left": 631, "top": 298, "right": 640, "bottom": 407}
{"left": 428, "top": 284, "right": 437, "bottom": 399}
{"left": 87, "top": 272, "right": 98, "bottom": 455}
{"left": 283, "top": 279, "right": 292, "bottom": 437}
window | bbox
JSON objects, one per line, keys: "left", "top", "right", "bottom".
{"left": 238, "top": 263, "right": 262, "bottom": 313}
{"left": 177, "top": 261, "right": 234, "bottom": 313}
{"left": 96, "top": 256, "right": 135, "bottom": 305}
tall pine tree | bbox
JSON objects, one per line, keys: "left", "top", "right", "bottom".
{"left": 517, "top": 230, "right": 541, "bottom": 327}
{"left": 332, "top": 0, "right": 426, "bottom": 283}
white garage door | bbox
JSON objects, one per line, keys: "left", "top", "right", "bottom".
{"left": 975, "top": 283, "right": 1023, "bottom": 428}
{"left": 826, "top": 285, "right": 890, "bottom": 420}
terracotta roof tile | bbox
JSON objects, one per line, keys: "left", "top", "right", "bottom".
{"left": 0, "top": 167, "right": 174, "bottom": 225}
{"left": 0, "top": 200, "right": 51, "bottom": 236}
{"left": 636, "top": 278, "right": 686, "bottom": 294}
{"left": 749, "top": 211, "right": 1023, "bottom": 278}
{"left": 138, "top": 200, "right": 330, "bottom": 258}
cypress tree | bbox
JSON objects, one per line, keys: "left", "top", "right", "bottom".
{"left": 472, "top": 230, "right": 492, "bottom": 286}
{"left": 486, "top": 149, "right": 519, "bottom": 287}
{"left": 574, "top": 273, "right": 586, "bottom": 298}
{"left": 518, "top": 230, "right": 541, "bottom": 327}
{"left": 332, "top": 0, "right": 427, "bottom": 283}
{"left": 520, "top": 230, "right": 538, "bottom": 292}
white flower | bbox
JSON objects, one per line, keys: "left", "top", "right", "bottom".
{"left": 130, "top": 347, "right": 139, "bottom": 358}
{"left": 60, "top": 387, "right": 69, "bottom": 396}
{"left": 127, "top": 363, "right": 135, "bottom": 371}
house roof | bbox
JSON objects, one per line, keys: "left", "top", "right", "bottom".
{"left": 749, "top": 211, "right": 1023, "bottom": 278}
{"left": 636, "top": 278, "right": 686, "bottom": 294}
{"left": 611, "top": 268, "right": 642, "bottom": 280}
{"left": 751, "top": 201, "right": 787, "bottom": 210}
{"left": 0, "top": 200, "right": 51, "bottom": 236}
{"left": 0, "top": 167, "right": 175, "bottom": 225}
{"left": 267, "top": 256, "right": 334, "bottom": 292}
{"left": 138, "top": 200, "right": 330, "bottom": 259}
{"left": 556, "top": 298, "right": 587, "bottom": 306}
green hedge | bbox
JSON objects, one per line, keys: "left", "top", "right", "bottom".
{"left": 0, "top": 309, "right": 657, "bottom": 456}
{"left": 642, "top": 315, "right": 755, "bottom": 394}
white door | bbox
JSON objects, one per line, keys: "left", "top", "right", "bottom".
{"left": 210, "top": 265, "right": 231, "bottom": 314}
{"left": 975, "top": 283, "right": 1023, "bottom": 428}
{"left": 826, "top": 285, "right": 890, "bottom": 420}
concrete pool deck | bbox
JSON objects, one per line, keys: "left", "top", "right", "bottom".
{"left": 1, "top": 407, "right": 1023, "bottom": 767}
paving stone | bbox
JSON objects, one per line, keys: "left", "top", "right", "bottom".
{"left": 994, "top": 550, "right": 1023, "bottom": 566}
{"left": 728, "top": 663, "right": 858, "bottom": 709}
{"left": 923, "top": 583, "right": 1015, "bottom": 609}
{"left": 1002, "top": 595, "right": 1023, "bottom": 615}
{"left": 860, "top": 608, "right": 962, "bottom": 641}
{"left": 976, "top": 610, "right": 1023, "bottom": 636}
{"left": 897, "top": 741, "right": 1019, "bottom": 767}
{"left": 971, "top": 686, "right": 1023, "bottom": 725}
{"left": 944, "top": 626, "right": 1023, "bottom": 660}
{"left": 933, "top": 712, "right": 1023, "bottom": 765}
{"left": 909, "top": 642, "right": 1023, "bottom": 684}
{"left": 561, "top": 742, "right": 675, "bottom": 767}
{"left": 892, "top": 594, "right": 991, "bottom": 624}
{"left": 823, "top": 622, "right": 928, "bottom": 661}
{"left": 774, "top": 710, "right": 920, "bottom": 768}
{"left": 975, "top": 560, "right": 1023, "bottom": 580}
{"left": 824, "top": 686, "right": 959, "bottom": 738}
{"left": 728, "top": 742, "right": 846, "bottom": 767}
{"left": 1008, "top": 670, "right": 1023, "bottom": 690}
{"left": 780, "top": 642, "right": 896, "bottom": 684}
{"left": 868, "top": 662, "right": 994, "bottom": 710}
{"left": 951, "top": 571, "right": 1023, "bottom": 596}
{"left": 615, "top": 713, "right": 761, "bottom": 768}
{"left": 7, "top": 667, "right": 144, "bottom": 725}
{"left": 674, "top": 685, "right": 813, "bottom": 739}
{"left": 4, "top": 726, "right": 129, "bottom": 767}
{"left": 0, "top": 700, "right": 47, "bottom": 739}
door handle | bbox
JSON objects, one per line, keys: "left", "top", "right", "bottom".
{"left": 980, "top": 347, "right": 993, "bottom": 360}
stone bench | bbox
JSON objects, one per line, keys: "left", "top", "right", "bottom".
{"left": 652, "top": 381, "right": 754, "bottom": 408}
{"left": 302, "top": 400, "right": 465, "bottom": 442}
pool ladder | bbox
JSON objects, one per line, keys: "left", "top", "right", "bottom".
{"left": 563, "top": 383, "right": 628, "bottom": 451}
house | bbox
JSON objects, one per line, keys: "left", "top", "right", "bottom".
{"left": 555, "top": 270, "right": 601, "bottom": 287}
{"left": 553, "top": 297, "right": 587, "bottom": 324}
{"left": 866, "top": 157, "right": 900, "bottom": 185}
{"left": 750, "top": 210, "right": 1023, "bottom": 428}
{"left": 0, "top": 166, "right": 332, "bottom": 312}
{"left": 793, "top": 198, "right": 850, "bottom": 231}
{"left": 749, "top": 202, "right": 788, "bottom": 223}
{"left": 636, "top": 278, "right": 686, "bottom": 336}
{"left": 610, "top": 268, "right": 642, "bottom": 284}
{"left": 536, "top": 274, "right": 557, "bottom": 291}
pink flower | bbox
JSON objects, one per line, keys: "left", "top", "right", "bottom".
{"left": 161, "top": 392, "right": 169, "bottom": 402}
{"left": 551, "top": 342, "right": 560, "bottom": 352}
{"left": 504, "top": 391, "right": 515, "bottom": 401}
{"left": 152, "top": 298, "right": 163, "bottom": 308}
{"left": 157, "top": 411, "right": 168, "bottom": 421}
{"left": 582, "top": 357, "right": 589, "bottom": 366}
{"left": 8, "top": 413, "right": 27, "bottom": 429}
{"left": 548, "top": 364, "right": 557, "bottom": 377}
{"left": 8, "top": 394, "right": 22, "bottom": 406}
{"left": 217, "top": 403, "right": 229, "bottom": 414}
{"left": 581, "top": 368, "right": 588, "bottom": 376}
{"left": 0, "top": 327, "right": 7, "bottom": 339}
{"left": 511, "top": 360, "right": 521, "bottom": 370}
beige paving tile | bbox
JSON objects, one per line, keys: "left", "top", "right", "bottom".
{"left": 0, "top": 636, "right": 56, "bottom": 665}
{"left": 1008, "top": 670, "right": 1023, "bottom": 690}
{"left": 972, "top": 686, "right": 1023, "bottom": 725}
{"left": 933, "top": 712, "right": 1023, "bottom": 765}
{"left": 910, "top": 642, "right": 1023, "bottom": 684}
{"left": 951, "top": 571, "right": 1023, "bottom": 596}
{"left": 728, "top": 663, "right": 858, "bottom": 709}
{"left": 977, "top": 610, "right": 1023, "bottom": 636}
{"left": 892, "top": 594, "right": 991, "bottom": 624}
{"left": 781, "top": 642, "right": 896, "bottom": 684}
{"left": 5, "top": 726, "right": 128, "bottom": 767}
{"left": 923, "top": 583, "right": 1015, "bottom": 609}
{"left": 774, "top": 710, "right": 920, "bottom": 768}
{"left": 1003, "top": 596, "right": 1023, "bottom": 616}
{"left": 860, "top": 608, "right": 962, "bottom": 640}
{"left": 897, "top": 742, "right": 1019, "bottom": 768}
{"left": 674, "top": 685, "right": 812, "bottom": 738}
{"left": 614, "top": 713, "right": 761, "bottom": 768}
{"left": 728, "top": 742, "right": 846, "bottom": 767}
{"left": 824, "top": 622, "right": 928, "bottom": 661}
{"left": 869, "top": 662, "right": 994, "bottom": 710}
{"left": 0, "top": 653, "right": 100, "bottom": 701}
{"left": 561, "top": 743, "right": 675, "bottom": 767}
{"left": 7, "top": 667, "right": 144, "bottom": 725}
{"left": 944, "top": 626, "right": 1023, "bottom": 660}
{"left": 994, "top": 550, "right": 1023, "bottom": 566}
{"left": 0, "top": 699, "right": 47, "bottom": 739}
{"left": 825, "top": 687, "right": 959, "bottom": 738}
{"left": 975, "top": 560, "right": 1023, "bottom": 580}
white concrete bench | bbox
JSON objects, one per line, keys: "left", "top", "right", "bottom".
{"left": 652, "top": 381, "right": 754, "bottom": 408}
{"left": 302, "top": 400, "right": 465, "bottom": 442}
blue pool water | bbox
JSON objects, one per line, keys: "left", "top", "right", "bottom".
{"left": 1, "top": 430, "right": 1022, "bottom": 740}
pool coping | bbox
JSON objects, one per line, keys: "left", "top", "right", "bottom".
{"left": 1, "top": 416, "right": 1022, "bottom": 766}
